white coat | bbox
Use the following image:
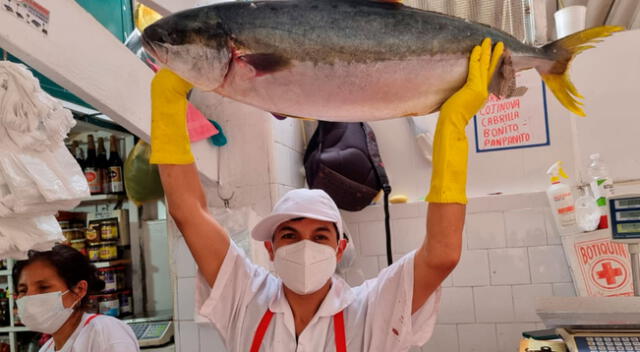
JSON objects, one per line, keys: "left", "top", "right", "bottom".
{"left": 196, "top": 243, "right": 441, "bottom": 352}
{"left": 38, "top": 313, "right": 139, "bottom": 352}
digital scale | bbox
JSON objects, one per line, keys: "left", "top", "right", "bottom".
{"left": 558, "top": 328, "right": 640, "bottom": 352}
{"left": 608, "top": 194, "right": 640, "bottom": 242}
{"left": 124, "top": 312, "right": 174, "bottom": 348}
{"left": 608, "top": 194, "right": 640, "bottom": 296}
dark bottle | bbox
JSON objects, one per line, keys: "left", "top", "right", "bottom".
{"left": 107, "top": 135, "right": 125, "bottom": 194}
{"left": 0, "top": 289, "right": 8, "bottom": 326}
{"left": 97, "top": 137, "right": 109, "bottom": 193}
{"left": 85, "top": 134, "right": 102, "bottom": 194}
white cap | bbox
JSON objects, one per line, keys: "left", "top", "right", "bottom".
{"left": 251, "top": 189, "right": 344, "bottom": 242}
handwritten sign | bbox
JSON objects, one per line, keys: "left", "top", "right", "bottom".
{"left": 473, "top": 69, "right": 550, "bottom": 152}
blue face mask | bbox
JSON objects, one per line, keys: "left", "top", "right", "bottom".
{"left": 16, "top": 290, "right": 79, "bottom": 334}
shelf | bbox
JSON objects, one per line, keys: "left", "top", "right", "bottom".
{"left": 79, "top": 194, "right": 126, "bottom": 204}
{"left": 93, "top": 258, "right": 131, "bottom": 269}
{"left": 0, "top": 270, "right": 9, "bottom": 277}
{"left": 0, "top": 326, "right": 28, "bottom": 333}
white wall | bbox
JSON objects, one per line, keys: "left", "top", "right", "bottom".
{"left": 342, "top": 195, "right": 574, "bottom": 352}
{"left": 571, "top": 29, "right": 640, "bottom": 183}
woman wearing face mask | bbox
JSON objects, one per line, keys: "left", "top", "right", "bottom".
{"left": 13, "top": 245, "right": 138, "bottom": 352}
{"left": 152, "top": 38, "right": 503, "bottom": 351}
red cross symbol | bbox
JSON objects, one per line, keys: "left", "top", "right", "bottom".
{"left": 597, "top": 262, "right": 623, "bottom": 285}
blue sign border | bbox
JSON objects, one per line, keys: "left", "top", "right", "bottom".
{"left": 473, "top": 81, "right": 550, "bottom": 153}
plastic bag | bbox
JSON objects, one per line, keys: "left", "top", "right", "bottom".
{"left": 209, "top": 207, "right": 260, "bottom": 256}
{"left": 194, "top": 206, "right": 261, "bottom": 323}
{"left": 0, "top": 215, "right": 64, "bottom": 259}
{"left": 124, "top": 140, "right": 164, "bottom": 205}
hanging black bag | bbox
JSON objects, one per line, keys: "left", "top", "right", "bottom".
{"left": 303, "top": 121, "right": 394, "bottom": 265}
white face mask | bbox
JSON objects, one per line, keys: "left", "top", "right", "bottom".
{"left": 16, "top": 290, "right": 77, "bottom": 334}
{"left": 274, "top": 240, "right": 337, "bottom": 295}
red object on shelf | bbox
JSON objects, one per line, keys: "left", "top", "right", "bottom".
{"left": 598, "top": 215, "right": 609, "bottom": 229}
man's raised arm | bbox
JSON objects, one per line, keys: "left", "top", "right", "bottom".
{"left": 412, "top": 38, "right": 504, "bottom": 313}
{"left": 151, "top": 69, "right": 230, "bottom": 287}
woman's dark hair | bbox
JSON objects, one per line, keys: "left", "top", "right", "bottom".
{"left": 12, "top": 244, "right": 105, "bottom": 310}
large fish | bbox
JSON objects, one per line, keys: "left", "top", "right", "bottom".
{"left": 142, "top": 0, "right": 622, "bottom": 119}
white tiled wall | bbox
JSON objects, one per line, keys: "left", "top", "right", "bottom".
{"left": 341, "top": 192, "right": 575, "bottom": 352}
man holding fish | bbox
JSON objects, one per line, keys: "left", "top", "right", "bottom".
{"left": 146, "top": 1, "right": 620, "bottom": 350}
{"left": 151, "top": 39, "right": 496, "bottom": 351}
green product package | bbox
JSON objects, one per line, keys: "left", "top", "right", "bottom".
{"left": 124, "top": 140, "right": 164, "bottom": 205}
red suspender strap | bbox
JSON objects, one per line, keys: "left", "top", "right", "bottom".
{"left": 250, "top": 309, "right": 346, "bottom": 352}
{"left": 333, "top": 310, "right": 347, "bottom": 352}
{"left": 84, "top": 314, "right": 100, "bottom": 327}
{"left": 250, "top": 309, "right": 274, "bottom": 352}
{"left": 45, "top": 314, "right": 100, "bottom": 350}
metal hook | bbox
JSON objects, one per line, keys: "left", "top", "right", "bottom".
{"left": 217, "top": 183, "right": 234, "bottom": 209}
{"left": 215, "top": 137, "right": 234, "bottom": 208}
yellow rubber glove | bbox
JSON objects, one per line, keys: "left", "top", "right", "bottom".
{"left": 426, "top": 38, "right": 504, "bottom": 204}
{"left": 150, "top": 69, "right": 195, "bottom": 164}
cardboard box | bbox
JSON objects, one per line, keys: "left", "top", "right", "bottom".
{"left": 561, "top": 230, "right": 635, "bottom": 297}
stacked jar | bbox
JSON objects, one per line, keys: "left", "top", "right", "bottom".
{"left": 86, "top": 220, "right": 119, "bottom": 262}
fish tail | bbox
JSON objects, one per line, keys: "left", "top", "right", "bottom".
{"left": 536, "top": 26, "right": 623, "bottom": 117}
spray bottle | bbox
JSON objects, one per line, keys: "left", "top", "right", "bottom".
{"left": 546, "top": 161, "right": 576, "bottom": 229}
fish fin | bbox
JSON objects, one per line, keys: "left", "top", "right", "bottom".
{"left": 272, "top": 113, "right": 288, "bottom": 120}
{"left": 271, "top": 112, "right": 315, "bottom": 121}
{"left": 489, "top": 49, "right": 515, "bottom": 98}
{"left": 239, "top": 53, "right": 291, "bottom": 75}
{"left": 537, "top": 25, "right": 624, "bottom": 117}
{"left": 511, "top": 86, "right": 528, "bottom": 97}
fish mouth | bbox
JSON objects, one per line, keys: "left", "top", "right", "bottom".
{"left": 142, "top": 37, "right": 168, "bottom": 65}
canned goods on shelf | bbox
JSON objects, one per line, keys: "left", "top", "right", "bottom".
{"left": 119, "top": 290, "right": 132, "bottom": 317}
{"left": 100, "top": 220, "right": 119, "bottom": 241}
{"left": 69, "top": 239, "right": 87, "bottom": 256}
{"left": 85, "top": 226, "right": 100, "bottom": 243}
{"left": 87, "top": 243, "right": 101, "bottom": 262}
{"left": 98, "top": 294, "right": 119, "bottom": 317}
{"left": 63, "top": 228, "right": 84, "bottom": 242}
{"left": 97, "top": 267, "right": 117, "bottom": 293}
{"left": 114, "top": 266, "right": 126, "bottom": 291}
{"left": 98, "top": 242, "right": 118, "bottom": 261}
{"left": 86, "top": 295, "right": 100, "bottom": 314}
